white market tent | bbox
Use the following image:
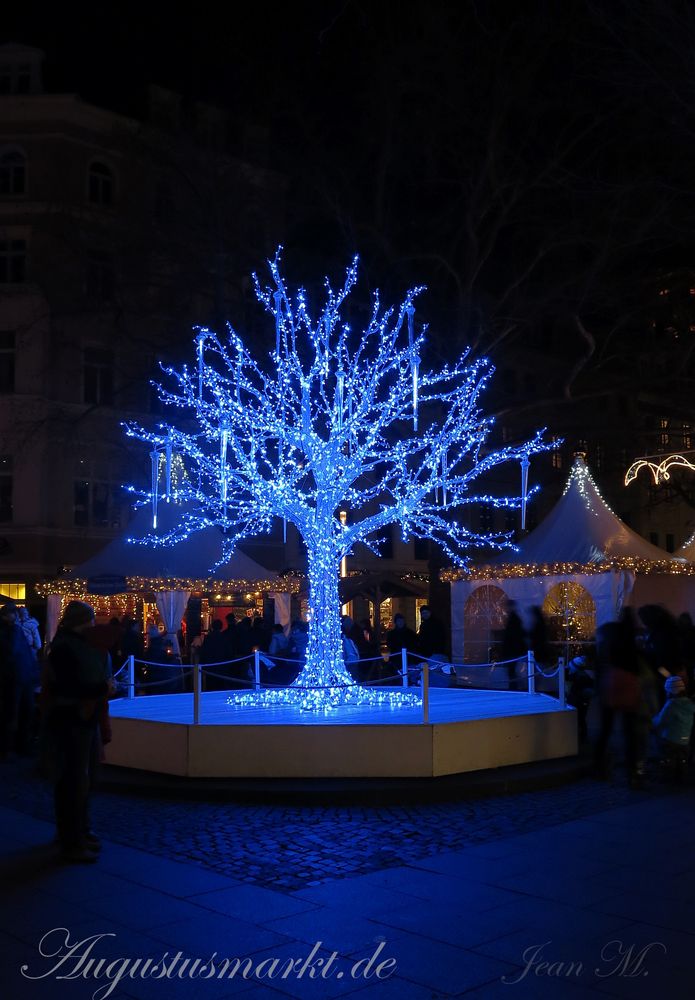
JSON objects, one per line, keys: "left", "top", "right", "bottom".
{"left": 447, "top": 455, "right": 695, "bottom": 662}
{"left": 39, "top": 503, "right": 299, "bottom": 643}
{"left": 676, "top": 532, "right": 695, "bottom": 561}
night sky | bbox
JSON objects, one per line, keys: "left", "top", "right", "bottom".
{"left": 4, "top": 2, "right": 695, "bottom": 425}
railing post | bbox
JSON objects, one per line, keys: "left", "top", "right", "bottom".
{"left": 558, "top": 656, "right": 566, "bottom": 707}
{"left": 422, "top": 661, "right": 429, "bottom": 724}
{"left": 193, "top": 659, "right": 201, "bottom": 724}
{"left": 401, "top": 647, "right": 408, "bottom": 687}
{"left": 527, "top": 650, "right": 536, "bottom": 694}
{"left": 254, "top": 649, "right": 261, "bottom": 691}
{"left": 127, "top": 654, "right": 135, "bottom": 700}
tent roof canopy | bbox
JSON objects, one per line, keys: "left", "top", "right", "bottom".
{"left": 338, "top": 572, "right": 429, "bottom": 603}
{"left": 444, "top": 455, "right": 690, "bottom": 581}
{"left": 38, "top": 502, "right": 301, "bottom": 595}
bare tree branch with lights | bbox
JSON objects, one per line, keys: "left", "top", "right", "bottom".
{"left": 125, "top": 253, "right": 552, "bottom": 709}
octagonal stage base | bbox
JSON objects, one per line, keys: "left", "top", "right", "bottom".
{"left": 106, "top": 688, "right": 577, "bottom": 779}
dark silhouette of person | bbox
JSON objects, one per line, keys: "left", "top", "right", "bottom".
{"left": 593, "top": 616, "right": 644, "bottom": 787}
{"left": 221, "top": 614, "right": 238, "bottom": 661}
{"left": 251, "top": 613, "right": 269, "bottom": 652}
{"left": 417, "top": 605, "right": 447, "bottom": 659}
{"left": 200, "top": 619, "right": 230, "bottom": 690}
{"left": 43, "top": 600, "right": 110, "bottom": 863}
{"left": 677, "top": 611, "right": 695, "bottom": 692}
{"left": 527, "top": 605, "right": 550, "bottom": 668}
{"left": 501, "top": 600, "right": 526, "bottom": 691}
{"left": 0, "top": 602, "right": 38, "bottom": 756}
{"left": 235, "top": 617, "right": 255, "bottom": 660}
{"left": 145, "top": 625, "right": 183, "bottom": 694}
{"left": 355, "top": 618, "right": 382, "bottom": 683}
{"left": 121, "top": 619, "right": 144, "bottom": 660}
{"left": 386, "top": 614, "right": 417, "bottom": 655}
{"left": 386, "top": 614, "right": 417, "bottom": 683}
{"left": 638, "top": 604, "right": 682, "bottom": 704}
{"left": 341, "top": 615, "right": 361, "bottom": 681}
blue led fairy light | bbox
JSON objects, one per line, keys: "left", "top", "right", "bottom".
{"left": 124, "top": 251, "right": 553, "bottom": 710}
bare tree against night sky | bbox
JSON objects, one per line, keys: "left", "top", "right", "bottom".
{"left": 5, "top": 1, "right": 695, "bottom": 490}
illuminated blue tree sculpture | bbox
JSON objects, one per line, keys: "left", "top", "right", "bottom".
{"left": 126, "top": 254, "right": 550, "bottom": 710}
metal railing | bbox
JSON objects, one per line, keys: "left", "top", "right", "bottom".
{"left": 113, "top": 645, "right": 568, "bottom": 726}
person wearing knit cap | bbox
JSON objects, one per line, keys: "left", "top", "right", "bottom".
{"left": 652, "top": 674, "right": 695, "bottom": 780}
{"left": 43, "top": 600, "right": 111, "bottom": 863}
{"left": 60, "top": 600, "right": 96, "bottom": 631}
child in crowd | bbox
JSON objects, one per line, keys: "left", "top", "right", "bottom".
{"left": 652, "top": 675, "right": 695, "bottom": 780}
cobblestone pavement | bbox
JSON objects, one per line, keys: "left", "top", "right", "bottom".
{"left": 1, "top": 754, "right": 689, "bottom": 893}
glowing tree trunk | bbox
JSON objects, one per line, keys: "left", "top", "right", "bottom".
{"left": 302, "top": 545, "right": 353, "bottom": 707}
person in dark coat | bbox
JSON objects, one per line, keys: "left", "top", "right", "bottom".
{"left": 200, "top": 619, "right": 231, "bottom": 689}
{"left": 0, "top": 602, "right": 38, "bottom": 756}
{"left": 120, "top": 619, "right": 144, "bottom": 661}
{"left": 386, "top": 614, "right": 417, "bottom": 683}
{"left": 638, "top": 604, "right": 682, "bottom": 705}
{"left": 221, "top": 614, "right": 238, "bottom": 660}
{"left": 386, "top": 614, "right": 417, "bottom": 655}
{"left": 235, "top": 617, "right": 255, "bottom": 659}
{"left": 527, "top": 606, "right": 550, "bottom": 668}
{"left": 593, "top": 617, "right": 644, "bottom": 787}
{"left": 416, "top": 606, "right": 448, "bottom": 659}
{"left": 44, "top": 600, "right": 111, "bottom": 863}
{"left": 501, "top": 600, "right": 526, "bottom": 691}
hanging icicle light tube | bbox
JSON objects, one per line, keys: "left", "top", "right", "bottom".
{"left": 124, "top": 251, "right": 553, "bottom": 710}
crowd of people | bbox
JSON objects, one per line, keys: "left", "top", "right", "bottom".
{"left": 590, "top": 606, "right": 695, "bottom": 788}
{"left": 499, "top": 599, "right": 695, "bottom": 787}
{"left": 500, "top": 600, "right": 550, "bottom": 690}
{"left": 339, "top": 606, "right": 452, "bottom": 686}
{"left": 3, "top": 593, "right": 695, "bottom": 865}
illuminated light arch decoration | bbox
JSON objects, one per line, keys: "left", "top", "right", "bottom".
{"left": 463, "top": 584, "right": 509, "bottom": 665}
{"left": 542, "top": 581, "right": 595, "bottom": 644}
{"left": 625, "top": 452, "right": 695, "bottom": 487}
{"left": 124, "top": 252, "right": 552, "bottom": 710}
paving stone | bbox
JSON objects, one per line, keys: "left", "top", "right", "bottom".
{"left": 2, "top": 755, "right": 689, "bottom": 893}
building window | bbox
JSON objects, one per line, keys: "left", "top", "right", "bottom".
{"left": 85, "top": 252, "right": 115, "bottom": 300}
{"left": 479, "top": 505, "right": 493, "bottom": 532}
{"left": 73, "top": 479, "right": 122, "bottom": 528}
{"left": 683, "top": 424, "right": 692, "bottom": 450}
{"left": 88, "top": 162, "right": 114, "bottom": 206}
{"left": 504, "top": 510, "right": 517, "bottom": 533}
{"left": 413, "top": 537, "right": 429, "bottom": 561}
{"left": 0, "top": 331, "right": 15, "bottom": 392}
{"left": 73, "top": 459, "right": 123, "bottom": 529}
{"left": 649, "top": 531, "right": 659, "bottom": 546}
{"left": 0, "top": 62, "right": 32, "bottom": 95}
{"left": 0, "top": 582, "right": 25, "bottom": 601}
{"left": 659, "top": 418, "right": 669, "bottom": 450}
{"left": 551, "top": 437, "right": 562, "bottom": 469}
{"left": 83, "top": 348, "right": 114, "bottom": 405}
{"left": 666, "top": 533, "right": 675, "bottom": 553}
{"left": 0, "top": 149, "right": 26, "bottom": 195}
{"left": 0, "top": 239, "right": 26, "bottom": 283}
{"left": 0, "top": 457, "right": 12, "bottom": 522}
